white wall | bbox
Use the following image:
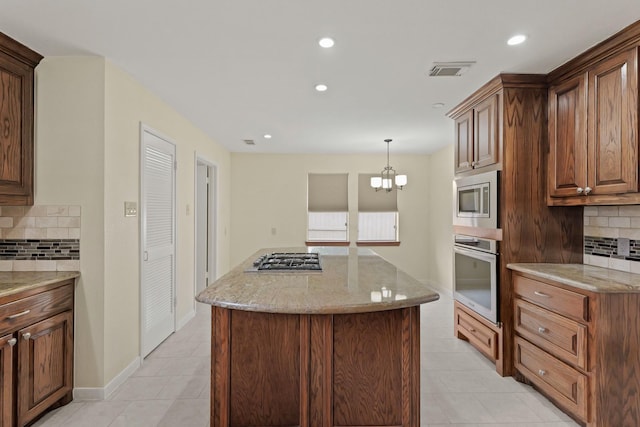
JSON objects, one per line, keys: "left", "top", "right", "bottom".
{"left": 230, "top": 153, "right": 431, "bottom": 282}
{"left": 35, "top": 56, "right": 232, "bottom": 389}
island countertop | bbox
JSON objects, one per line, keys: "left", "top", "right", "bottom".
{"left": 0, "top": 271, "right": 80, "bottom": 299}
{"left": 196, "top": 247, "right": 439, "bottom": 314}
{"left": 507, "top": 263, "right": 640, "bottom": 293}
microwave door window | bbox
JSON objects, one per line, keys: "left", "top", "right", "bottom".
{"left": 454, "top": 252, "right": 492, "bottom": 312}
{"left": 459, "top": 188, "right": 479, "bottom": 214}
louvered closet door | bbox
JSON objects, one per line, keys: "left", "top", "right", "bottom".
{"left": 141, "top": 127, "right": 176, "bottom": 357}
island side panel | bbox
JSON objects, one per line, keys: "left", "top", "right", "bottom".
{"left": 309, "top": 314, "right": 333, "bottom": 426}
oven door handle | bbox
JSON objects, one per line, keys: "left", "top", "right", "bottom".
{"left": 453, "top": 245, "right": 498, "bottom": 260}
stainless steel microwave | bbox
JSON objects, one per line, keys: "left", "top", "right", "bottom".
{"left": 453, "top": 170, "right": 499, "bottom": 229}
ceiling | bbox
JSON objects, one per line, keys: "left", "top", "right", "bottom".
{"left": 2, "top": 1, "right": 640, "bottom": 154}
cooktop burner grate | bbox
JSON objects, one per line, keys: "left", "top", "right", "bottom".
{"left": 250, "top": 252, "right": 322, "bottom": 272}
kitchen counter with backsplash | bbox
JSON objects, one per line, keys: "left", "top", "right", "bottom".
{"left": 507, "top": 263, "right": 640, "bottom": 293}
{"left": 0, "top": 270, "right": 80, "bottom": 298}
{"left": 196, "top": 247, "right": 437, "bottom": 425}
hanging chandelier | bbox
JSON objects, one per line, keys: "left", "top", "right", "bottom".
{"left": 370, "top": 139, "right": 407, "bottom": 192}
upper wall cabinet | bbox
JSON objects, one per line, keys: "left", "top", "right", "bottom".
{"left": 547, "top": 21, "right": 640, "bottom": 206}
{"left": 0, "top": 32, "right": 42, "bottom": 206}
{"left": 451, "top": 92, "right": 501, "bottom": 175}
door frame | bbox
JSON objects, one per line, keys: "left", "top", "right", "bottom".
{"left": 193, "top": 153, "right": 218, "bottom": 313}
{"left": 139, "top": 123, "right": 177, "bottom": 360}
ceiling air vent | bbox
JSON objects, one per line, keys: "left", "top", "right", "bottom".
{"left": 243, "top": 139, "right": 255, "bottom": 145}
{"left": 428, "top": 61, "right": 476, "bottom": 77}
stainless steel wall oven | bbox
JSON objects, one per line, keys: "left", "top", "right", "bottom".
{"left": 453, "top": 235, "right": 499, "bottom": 324}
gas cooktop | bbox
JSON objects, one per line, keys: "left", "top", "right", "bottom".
{"left": 246, "top": 252, "right": 322, "bottom": 272}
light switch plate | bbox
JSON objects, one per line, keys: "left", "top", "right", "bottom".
{"left": 124, "top": 201, "right": 138, "bottom": 217}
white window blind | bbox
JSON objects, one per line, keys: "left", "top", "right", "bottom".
{"left": 358, "top": 174, "right": 399, "bottom": 242}
{"left": 307, "top": 174, "right": 348, "bottom": 242}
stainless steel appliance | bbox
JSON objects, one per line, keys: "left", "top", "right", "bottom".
{"left": 453, "top": 170, "right": 499, "bottom": 229}
{"left": 453, "top": 235, "right": 499, "bottom": 324}
{"left": 246, "top": 252, "right": 322, "bottom": 272}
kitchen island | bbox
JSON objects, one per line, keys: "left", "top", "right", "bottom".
{"left": 196, "top": 247, "right": 439, "bottom": 427}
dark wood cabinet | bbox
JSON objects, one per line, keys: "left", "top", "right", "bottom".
{"left": 0, "top": 32, "right": 42, "bottom": 206}
{"left": 449, "top": 75, "right": 584, "bottom": 377}
{"left": 211, "top": 305, "right": 420, "bottom": 426}
{"left": 452, "top": 93, "right": 500, "bottom": 174}
{"left": 0, "top": 335, "right": 15, "bottom": 427}
{"left": 0, "top": 280, "right": 74, "bottom": 427}
{"left": 548, "top": 74, "right": 588, "bottom": 198}
{"left": 547, "top": 23, "right": 640, "bottom": 205}
{"left": 511, "top": 270, "right": 640, "bottom": 426}
{"left": 17, "top": 311, "right": 73, "bottom": 427}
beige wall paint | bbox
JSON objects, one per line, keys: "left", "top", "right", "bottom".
{"left": 426, "top": 144, "right": 454, "bottom": 294}
{"left": 35, "top": 56, "right": 232, "bottom": 388}
{"left": 35, "top": 57, "right": 107, "bottom": 387}
{"left": 230, "top": 153, "right": 431, "bottom": 282}
{"left": 103, "top": 61, "right": 232, "bottom": 383}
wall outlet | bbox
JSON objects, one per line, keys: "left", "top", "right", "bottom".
{"left": 124, "top": 201, "right": 137, "bottom": 217}
{"left": 618, "top": 238, "right": 630, "bottom": 257}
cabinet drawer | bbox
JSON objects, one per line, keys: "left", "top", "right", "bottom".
{"left": 514, "top": 275, "right": 588, "bottom": 321}
{"left": 0, "top": 284, "right": 73, "bottom": 336}
{"left": 515, "top": 299, "right": 587, "bottom": 370}
{"left": 515, "top": 336, "right": 587, "bottom": 422}
{"left": 455, "top": 304, "right": 497, "bottom": 360}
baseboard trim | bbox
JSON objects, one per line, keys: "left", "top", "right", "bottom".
{"left": 177, "top": 309, "right": 196, "bottom": 330}
{"left": 73, "top": 356, "right": 141, "bottom": 401}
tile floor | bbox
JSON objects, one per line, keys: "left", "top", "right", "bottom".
{"left": 33, "top": 294, "right": 579, "bottom": 427}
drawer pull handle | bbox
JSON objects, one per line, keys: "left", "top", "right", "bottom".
{"left": 538, "top": 327, "right": 547, "bottom": 334}
{"left": 534, "top": 291, "right": 550, "bottom": 298}
{"left": 538, "top": 369, "right": 546, "bottom": 376}
{"left": 7, "top": 310, "right": 30, "bottom": 320}
{"left": 468, "top": 327, "right": 476, "bottom": 332}
{"left": 22, "top": 333, "right": 31, "bottom": 341}
{"left": 7, "top": 338, "right": 16, "bottom": 347}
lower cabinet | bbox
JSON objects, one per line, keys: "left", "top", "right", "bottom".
{"left": 0, "top": 280, "right": 74, "bottom": 427}
{"left": 454, "top": 301, "right": 504, "bottom": 373}
{"left": 512, "top": 271, "right": 640, "bottom": 426}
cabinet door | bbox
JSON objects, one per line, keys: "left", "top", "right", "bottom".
{"left": 17, "top": 311, "right": 73, "bottom": 427}
{"left": 0, "top": 54, "right": 34, "bottom": 205}
{"left": 548, "top": 74, "right": 588, "bottom": 198}
{"left": 588, "top": 47, "right": 638, "bottom": 195}
{"left": 473, "top": 93, "right": 500, "bottom": 169}
{"left": 454, "top": 111, "right": 473, "bottom": 173}
{"left": 0, "top": 334, "right": 15, "bottom": 427}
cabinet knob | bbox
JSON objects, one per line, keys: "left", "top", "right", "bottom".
{"left": 538, "top": 327, "right": 547, "bottom": 334}
{"left": 468, "top": 327, "right": 476, "bottom": 332}
{"left": 538, "top": 369, "right": 546, "bottom": 376}
{"left": 22, "top": 333, "right": 31, "bottom": 341}
{"left": 7, "top": 338, "right": 16, "bottom": 347}
{"left": 576, "top": 187, "right": 584, "bottom": 194}
{"left": 584, "top": 186, "right": 592, "bottom": 195}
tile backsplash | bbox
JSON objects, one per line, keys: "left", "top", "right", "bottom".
{"left": 0, "top": 205, "right": 81, "bottom": 271}
{"left": 584, "top": 205, "right": 640, "bottom": 274}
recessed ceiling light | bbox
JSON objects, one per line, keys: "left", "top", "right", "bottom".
{"left": 315, "top": 84, "right": 328, "bottom": 92}
{"left": 507, "top": 34, "right": 527, "bottom": 46}
{"left": 263, "top": 134, "right": 272, "bottom": 139}
{"left": 432, "top": 102, "right": 445, "bottom": 109}
{"left": 318, "top": 37, "right": 335, "bottom": 48}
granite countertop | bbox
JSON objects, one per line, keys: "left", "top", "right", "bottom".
{"left": 196, "top": 247, "right": 439, "bottom": 314}
{"left": 0, "top": 271, "right": 80, "bottom": 298}
{"left": 507, "top": 263, "right": 640, "bottom": 293}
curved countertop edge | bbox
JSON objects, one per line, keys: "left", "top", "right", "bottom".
{"left": 196, "top": 247, "right": 440, "bottom": 314}
{"left": 197, "top": 294, "right": 440, "bottom": 315}
{"left": 507, "top": 263, "right": 640, "bottom": 293}
{"left": 0, "top": 271, "right": 80, "bottom": 298}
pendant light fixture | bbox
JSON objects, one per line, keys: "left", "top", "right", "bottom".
{"left": 370, "top": 139, "right": 407, "bottom": 192}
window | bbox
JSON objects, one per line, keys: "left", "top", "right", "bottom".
{"left": 357, "top": 174, "right": 399, "bottom": 245}
{"left": 307, "top": 173, "right": 349, "bottom": 244}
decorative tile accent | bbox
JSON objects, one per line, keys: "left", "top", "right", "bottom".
{"left": 0, "top": 239, "right": 79, "bottom": 260}
{"left": 0, "top": 205, "right": 81, "bottom": 271}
